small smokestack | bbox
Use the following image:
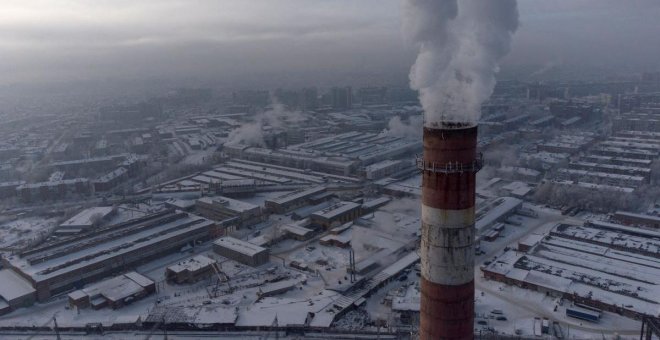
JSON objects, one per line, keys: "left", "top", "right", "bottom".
{"left": 418, "top": 123, "right": 480, "bottom": 340}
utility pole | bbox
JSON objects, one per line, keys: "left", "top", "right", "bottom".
{"left": 53, "top": 316, "right": 61, "bottom": 340}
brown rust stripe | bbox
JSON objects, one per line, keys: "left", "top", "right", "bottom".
{"left": 422, "top": 173, "right": 476, "bottom": 210}
{"left": 420, "top": 278, "right": 475, "bottom": 340}
{"left": 423, "top": 126, "right": 478, "bottom": 165}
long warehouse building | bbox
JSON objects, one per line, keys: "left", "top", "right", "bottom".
{"left": 2, "top": 210, "right": 218, "bottom": 301}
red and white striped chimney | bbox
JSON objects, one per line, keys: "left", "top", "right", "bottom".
{"left": 418, "top": 124, "right": 480, "bottom": 340}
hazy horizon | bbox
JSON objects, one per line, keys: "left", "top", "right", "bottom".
{"left": 1, "top": 0, "right": 659, "bottom": 91}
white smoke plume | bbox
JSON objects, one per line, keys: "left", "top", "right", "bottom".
{"left": 226, "top": 121, "right": 265, "bottom": 147}
{"left": 226, "top": 100, "right": 306, "bottom": 147}
{"left": 529, "top": 60, "right": 562, "bottom": 78}
{"left": 382, "top": 115, "right": 423, "bottom": 138}
{"left": 403, "top": 0, "right": 519, "bottom": 125}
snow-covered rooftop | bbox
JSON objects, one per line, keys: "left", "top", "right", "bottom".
{"left": 214, "top": 236, "right": 268, "bottom": 257}
{"left": 59, "top": 207, "right": 114, "bottom": 229}
{"left": 0, "top": 269, "right": 35, "bottom": 302}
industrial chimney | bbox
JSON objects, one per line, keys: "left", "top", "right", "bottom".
{"left": 417, "top": 123, "right": 481, "bottom": 340}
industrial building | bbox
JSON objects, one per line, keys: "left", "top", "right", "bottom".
{"left": 213, "top": 236, "right": 270, "bottom": 267}
{"left": 280, "top": 223, "right": 315, "bottom": 241}
{"left": 2, "top": 210, "right": 217, "bottom": 301}
{"left": 16, "top": 178, "right": 91, "bottom": 202}
{"left": 93, "top": 167, "right": 128, "bottom": 192}
{"left": 257, "top": 279, "right": 299, "bottom": 298}
{"left": 556, "top": 168, "right": 645, "bottom": 189}
{"left": 49, "top": 154, "right": 126, "bottom": 172}
{"left": 0, "top": 269, "right": 36, "bottom": 315}
{"left": 482, "top": 221, "right": 660, "bottom": 319}
{"left": 58, "top": 206, "right": 116, "bottom": 233}
{"left": 224, "top": 131, "right": 419, "bottom": 176}
{"left": 475, "top": 197, "right": 523, "bottom": 232}
{"left": 196, "top": 196, "right": 263, "bottom": 227}
{"left": 364, "top": 160, "right": 407, "bottom": 180}
{"left": 613, "top": 112, "right": 660, "bottom": 132}
{"left": 0, "top": 181, "right": 24, "bottom": 199}
{"left": 568, "top": 161, "right": 651, "bottom": 181}
{"left": 496, "top": 166, "right": 542, "bottom": 183}
{"left": 310, "top": 201, "right": 362, "bottom": 229}
{"left": 166, "top": 255, "right": 217, "bottom": 284}
{"left": 547, "top": 129, "right": 658, "bottom": 196}
{"left": 224, "top": 144, "right": 358, "bottom": 176}
{"left": 157, "top": 159, "right": 356, "bottom": 196}
{"left": 536, "top": 133, "right": 595, "bottom": 155}
{"left": 264, "top": 186, "right": 327, "bottom": 214}
{"left": 68, "top": 272, "right": 155, "bottom": 310}
{"left": 613, "top": 211, "right": 660, "bottom": 229}
{"left": 319, "top": 232, "right": 351, "bottom": 248}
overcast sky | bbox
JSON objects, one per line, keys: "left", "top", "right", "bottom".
{"left": 1, "top": 0, "right": 659, "bottom": 88}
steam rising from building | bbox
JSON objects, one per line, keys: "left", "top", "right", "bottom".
{"left": 226, "top": 101, "right": 305, "bottom": 147}
{"left": 403, "top": 0, "right": 519, "bottom": 124}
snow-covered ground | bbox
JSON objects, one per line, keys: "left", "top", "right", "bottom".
{"left": 0, "top": 198, "right": 649, "bottom": 338}
{"left": 0, "top": 217, "right": 58, "bottom": 250}
{"left": 476, "top": 282, "right": 642, "bottom": 339}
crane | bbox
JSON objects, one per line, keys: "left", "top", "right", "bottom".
{"left": 209, "top": 262, "right": 233, "bottom": 298}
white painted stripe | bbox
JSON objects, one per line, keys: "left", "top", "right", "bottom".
{"left": 421, "top": 240, "right": 475, "bottom": 284}
{"left": 421, "top": 205, "right": 475, "bottom": 285}
{"left": 422, "top": 205, "right": 474, "bottom": 229}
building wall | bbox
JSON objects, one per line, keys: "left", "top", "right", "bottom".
{"left": 212, "top": 243, "right": 269, "bottom": 267}
{"left": 613, "top": 213, "right": 660, "bottom": 229}
{"left": 311, "top": 207, "right": 361, "bottom": 230}
{"left": 4, "top": 223, "right": 214, "bottom": 302}
{"left": 196, "top": 200, "right": 262, "bottom": 227}
{"left": 166, "top": 266, "right": 215, "bottom": 284}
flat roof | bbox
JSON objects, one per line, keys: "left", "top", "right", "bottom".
{"left": 361, "top": 197, "right": 391, "bottom": 210}
{"left": 214, "top": 236, "right": 267, "bottom": 257}
{"left": 98, "top": 276, "right": 144, "bottom": 302}
{"left": 587, "top": 220, "right": 660, "bottom": 239}
{"left": 498, "top": 166, "right": 540, "bottom": 177}
{"left": 0, "top": 269, "right": 35, "bottom": 302}
{"left": 364, "top": 160, "right": 402, "bottom": 172}
{"left": 225, "top": 161, "right": 326, "bottom": 184}
{"left": 615, "top": 211, "right": 660, "bottom": 222}
{"left": 9, "top": 213, "right": 214, "bottom": 282}
{"left": 197, "top": 196, "right": 259, "bottom": 213}
{"left": 123, "top": 271, "right": 155, "bottom": 288}
{"left": 266, "top": 187, "right": 326, "bottom": 205}
{"left": 281, "top": 224, "right": 314, "bottom": 236}
{"left": 167, "top": 255, "right": 216, "bottom": 274}
{"left": 311, "top": 201, "right": 361, "bottom": 220}
{"left": 575, "top": 181, "right": 635, "bottom": 193}
{"left": 71, "top": 271, "right": 154, "bottom": 303}
{"left": 320, "top": 233, "right": 351, "bottom": 245}
{"left": 518, "top": 233, "right": 545, "bottom": 248}
{"left": 558, "top": 169, "right": 645, "bottom": 181}
{"left": 259, "top": 279, "right": 298, "bottom": 295}
{"left": 60, "top": 207, "right": 114, "bottom": 229}
{"left": 475, "top": 197, "right": 522, "bottom": 231}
